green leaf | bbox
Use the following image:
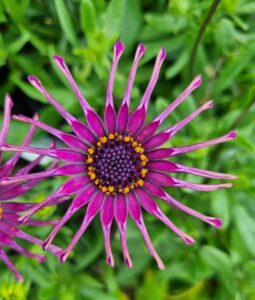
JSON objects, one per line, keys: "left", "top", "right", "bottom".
{"left": 120, "top": 0, "right": 142, "bottom": 53}
{"left": 214, "top": 43, "right": 255, "bottom": 96}
{"left": 200, "top": 246, "right": 235, "bottom": 294}
{"left": 105, "top": 0, "right": 124, "bottom": 38}
{"left": 233, "top": 206, "right": 255, "bottom": 257}
{"left": 54, "top": 0, "right": 77, "bottom": 45}
{"left": 80, "top": 0, "right": 96, "bottom": 38}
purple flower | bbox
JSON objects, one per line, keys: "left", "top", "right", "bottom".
{"left": 0, "top": 95, "right": 59, "bottom": 281}
{"left": 1, "top": 42, "right": 237, "bottom": 269}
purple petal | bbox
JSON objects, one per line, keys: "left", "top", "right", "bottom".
{"left": 53, "top": 55, "right": 92, "bottom": 113}
{"left": 43, "top": 186, "right": 97, "bottom": 250}
{"left": 86, "top": 109, "right": 106, "bottom": 137}
{"left": 127, "top": 192, "right": 165, "bottom": 269}
{"left": 144, "top": 180, "right": 222, "bottom": 228}
{"left": 1, "top": 145, "right": 85, "bottom": 162}
{"left": 148, "top": 160, "right": 237, "bottom": 179}
{"left": 116, "top": 103, "right": 129, "bottom": 134}
{"left": 19, "top": 175, "right": 89, "bottom": 223}
{"left": 13, "top": 115, "right": 88, "bottom": 151}
{"left": 114, "top": 194, "right": 132, "bottom": 268}
{"left": 144, "top": 100, "right": 213, "bottom": 150}
{"left": 2, "top": 164, "right": 86, "bottom": 184}
{"left": 138, "top": 48, "right": 166, "bottom": 111}
{"left": 127, "top": 48, "right": 166, "bottom": 134}
{"left": 127, "top": 106, "right": 147, "bottom": 136}
{"left": 28, "top": 75, "right": 96, "bottom": 141}
{"left": 147, "top": 171, "right": 232, "bottom": 191}
{"left": 0, "top": 94, "right": 13, "bottom": 148}
{"left": 100, "top": 195, "right": 115, "bottom": 267}
{"left": 117, "top": 44, "right": 146, "bottom": 133}
{"left": 135, "top": 189, "right": 195, "bottom": 244}
{"left": 59, "top": 191, "right": 103, "bottom": 262}
{"left": 0, "top": 114, "right": 37, "bottom": 177}
{"left": 148, "top": 131, "right": 237, "bottom": 159}
{"left": 104, "top": 42, "right": 124, "bottom": 133}
{"left": 0, "top": 247, "right": 23, "bottom": 281}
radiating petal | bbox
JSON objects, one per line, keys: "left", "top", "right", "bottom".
{"left": 114, "top": 194, "right": 132, "bottom": 268}
{"left": 147, "top": 171, "right": 232, "bottom": 191}
{"left": 100, "top": 195, "right": 115, "bottom": 267}
{"left": 104, "top": 42, "right": 124, "bottom": 133}
{"left": 147, "top": 131, "right": 237, "bottom": 159}
{"left": 27, "top": 75, "right": 96, "bottom": 142}
{"left": 13, "top": 115, "right": 89, "bottom": 150}
{"left": 59, "top": 191, "right": 104, "bottom": 262}
{"left": 0, "top": 247, "right": 23, "bottom": 281}
{"left": 127, "top": 48, "right": 166, "bottom": 134}
{"left": 148, "top": 160, "right": 237, "bottom": 179}
{"left": 2, "top": 163, "right": 86, "bottom": 185}
{"left": 43, "top": 185, "right": 97, "bottom": 250}
{"left": 19, "top": 175, "right": 89, "bottom": 223}
{"left": 144, "top": 100, "right": 213, "bottom": 149}
{"left": 1, "top": 145, "right": 85, "bottom": 162}
{"left": 135, "top": 189, "right": 195, "bottom": 244}
{"left": 144, "top": 180, "right": 222, "bottom": 228}
{"left": 117, "top": 44, "right": 146, "bottom": 133}
{"left": 127, "top": 192, "right": 165, "bottom": 269}
{"left": 138, "top": 75, "right": 202, "bottom": 141}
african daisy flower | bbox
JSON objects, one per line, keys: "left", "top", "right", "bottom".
{"left": 0, "top": 95, "right": 60, "bottom": 281}
{"left": 1, "top": 42, "right": 237, "bottom": 269}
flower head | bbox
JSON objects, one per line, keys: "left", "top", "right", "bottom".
{"left": 0, "top": 95, "right": 59, "bottom": 281}
{"left": 1, "top": 42, "right": 237, "bottom": 269}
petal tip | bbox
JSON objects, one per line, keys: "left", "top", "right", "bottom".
{"left": 184, "top": 236, "right": 195, "bottom": 245}
{"left": 137, "top": 43, "right": 146, "bottom": 55}
{"left": 228, "top": 131, "right": 237, "bottom": 139}
{"left": 4, "top": 94, "right": 13, "bottom": 106}
{"left": 194, "top": 74, "right": 203, "bottom": 87}
{"left": 160, "top": 48, "right": 167, "bottom": 60}
{"left": 114, "top": 41, "right": 125, "bottom": 56}
{"left": 53, "top": 55, "right": 65, "bottom": 66}
{"left": 28, "top": 75, "right": 41, "bottom": 87}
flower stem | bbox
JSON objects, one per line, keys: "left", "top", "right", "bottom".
{"left": 188, "top": 0, "right": 221, "bottom": 79}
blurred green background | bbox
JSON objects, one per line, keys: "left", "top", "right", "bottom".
{"left": 0, "top": 0, "right": 255, "bottom": 299}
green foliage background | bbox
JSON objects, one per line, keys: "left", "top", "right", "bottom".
{"left": 0, "top": 0, "right": 255, "bottom": 299}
